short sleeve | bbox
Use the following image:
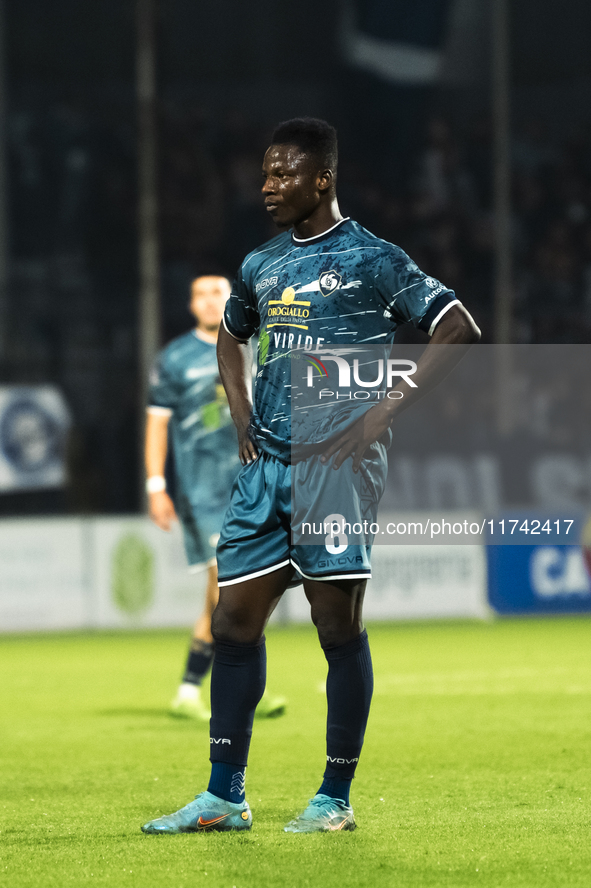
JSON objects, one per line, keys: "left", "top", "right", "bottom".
{"left": 376, "top": 248, "right": 460, "bottom": 336}
{"left": 148, "top": 351, "right": 180, "bottom": 413}
{"left": 223, "top": 268, "right": 260, "bottom": 342}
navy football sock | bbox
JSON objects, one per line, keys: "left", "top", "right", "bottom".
{"left": 182, "top": 639, "right": 214, "bottom": 685}
{"left": 317, "top": 630, "right": 373, "bottom": 804}
{"left": 317, "top": 775, "right": 353, "bottom": 806}
{"left": 207, "top": 637, "right": 266, "bottom": 801}
{"left": 208, "top": 762, "right": 246, "bottom": 804}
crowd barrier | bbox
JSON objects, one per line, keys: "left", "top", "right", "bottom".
{"left": 0, "top": 516, "right": 488, "bottom": 632}
{"left": 2, "top": 514, "right": 590, "bottom": 632}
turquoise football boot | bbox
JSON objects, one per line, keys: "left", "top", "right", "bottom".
{"left": 284, "top": 794, "right": 356, "bottom": 833}
{"left": 141, "top": 791, "right": 252, "bottom": 834}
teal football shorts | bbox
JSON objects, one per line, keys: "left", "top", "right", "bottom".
{"left": 216, "top": 448, "right": 388, "bottom": 587}
{"left": 176, "top": 492, "right": 226, "bottom": 571}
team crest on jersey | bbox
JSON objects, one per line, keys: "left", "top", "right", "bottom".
{"left": 318, "top": 270, "right": 342, "bottom": 297}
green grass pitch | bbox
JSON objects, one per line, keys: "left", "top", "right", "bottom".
{"left": 1, "top": 617, "right": 590, "bottom": 887}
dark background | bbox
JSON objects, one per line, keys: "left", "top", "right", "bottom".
{"left": 2, "top": 0, "right": 591, "bottom": 514}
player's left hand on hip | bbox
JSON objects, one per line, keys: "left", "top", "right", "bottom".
{"left": 320, "top": 403, "right": 393, "bottom": 473}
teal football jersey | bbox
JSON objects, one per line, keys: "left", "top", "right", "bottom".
{"left": 223, "top": 218, "right": 460, "bottom": 459}
{"left": 148, "top": 331, "right": 240, "bottom": 509}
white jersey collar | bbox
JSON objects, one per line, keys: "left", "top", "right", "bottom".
{"left": 291, "top": 217, "right": 350, "bottom": 245}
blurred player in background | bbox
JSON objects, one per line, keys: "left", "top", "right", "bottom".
{"left": 145, "top": 274, "right": 286, "bottom": 721}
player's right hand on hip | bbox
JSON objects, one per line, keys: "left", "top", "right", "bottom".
{"left": 239, "top": 432, "right": 258, "bottom": 465}
{"left": 235, "top": 415, "right": 258, "bottom": 465}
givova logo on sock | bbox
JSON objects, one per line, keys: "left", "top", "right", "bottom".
{"left": 327, "top": 756, "right": 359, "bottom": 764}
{"left": 231, "top": 771, "right": 245, "bottom": 795}
{"left": 210, "top": 737, "right": 231, "bottom": 745}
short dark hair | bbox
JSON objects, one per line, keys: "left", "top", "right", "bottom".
{"left": 271, "top": 117, "right": 338, "bottom": 172}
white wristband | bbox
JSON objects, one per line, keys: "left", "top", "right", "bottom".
{"left": 146, "top": 475, "right": 166, "bottom": 494}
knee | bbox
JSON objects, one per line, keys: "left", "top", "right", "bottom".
{"left": 211, "top": 600, "right": 264, "bottom": 645}
{"left": 311, "top": 606, "right": 362, "bottom": 650}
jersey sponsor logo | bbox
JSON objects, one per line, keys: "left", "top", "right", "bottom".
{"left": 255, "top": 275, "right": 279, "bottom": 293}
{"left": 267, "top": 287, "right": 311, "bottom": 329}
{"left": 272, "top": 331, "right": 325, "bottom": 351}
{"left": 318, "top": 269, "right": 342, "bottom": 296}
{"left": 424, "top": 286, "right": 445, "bottom": 303}
{"left": 264, "top": 275, "right": 360, "bottom": 331}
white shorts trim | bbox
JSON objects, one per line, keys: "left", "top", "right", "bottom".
{"left": 290, "top": 558, "right": 371, "bottom": 583}
{"left": 147, "top": 405, "right": 173, "bottom": 417}
{"left": 217, "top": 559, "right": 291, "bottom": 587}
{"left": 428, "top": 299, "right": 460, "bottom": 336}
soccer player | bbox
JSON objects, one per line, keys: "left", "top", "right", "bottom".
{"left": 142, "top": 118, "right": 480, "bottom": 835}
{"left": 145, "top": 274, "right": 286, "bottom": 721}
